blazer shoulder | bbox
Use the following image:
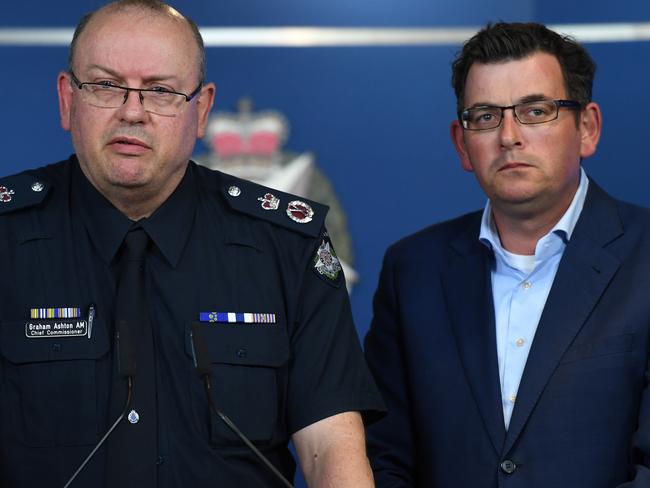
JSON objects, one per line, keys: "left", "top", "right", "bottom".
{"left": 581, "top": 178, "right": 650, "bottom": 243}
{"left": 194, "top": 163, "right": 329, "bottom": 238}
{"left": 388, "top": 210, "right": 483, "bottom": 259}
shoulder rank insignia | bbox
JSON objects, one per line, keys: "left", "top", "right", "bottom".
{"left": 0, "top": 172, "right": 50, "bottom": 215}
{"left": 287, "top": 200, "right": 314, "bottom": 223}
{"left": 0, "top": 186, "right": 15, "bottom": 203}
{"left": 221, "top": 176, "right": 328, "bottom": 237}
{"left": 312, "top": 231, "right": 343, "bottom": 287}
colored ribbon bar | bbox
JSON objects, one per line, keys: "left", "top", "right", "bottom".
{"left": 199, "top": 312, "right": 277, "bottom": 324}
{"left": 30, "top": 307, "right": 82, "bottom": 319}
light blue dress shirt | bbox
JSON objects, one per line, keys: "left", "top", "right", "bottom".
{"left": 478, "top": 168, "right": 589, "bottom": 429}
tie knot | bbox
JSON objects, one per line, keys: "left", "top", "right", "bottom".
{"left": 123, "top": 227, "right": 149, "bottom": 261}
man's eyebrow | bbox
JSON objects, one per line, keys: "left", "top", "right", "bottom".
{"left": 519, "top": 94, "right": 552, "bottom": 103}
{"left": 465, "top": 94, "right": 552, "bottom": 109}
{"left": 84, "top": 65, "right": 180, "bottom": 84}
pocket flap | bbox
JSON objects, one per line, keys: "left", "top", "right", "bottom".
{"left": 562, "top": 333, "right": 634, "bottom": 363}
{"left": 186, "top": 322, "right": 289, "bottom": 367}
{"left": 0, "top": 319, "right": 110, "bottom": 364}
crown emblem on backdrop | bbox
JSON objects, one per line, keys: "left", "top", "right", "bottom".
{"left": 208, "top": 98, "right": 288, "bottom": 160}
{"left": 196, "top": 98, "right": 358, "bottom": 290}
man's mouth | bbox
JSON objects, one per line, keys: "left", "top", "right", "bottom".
{"left": 108, "top": 136, "right": 151, "bottom": 155}
{"left": 109, "top": 136, "right": 150, "bottom": 148}
{"left": 499, "top": 162, "right": 531, "bottom": 171}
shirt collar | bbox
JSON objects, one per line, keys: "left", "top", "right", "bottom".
{"left": 73, "top": 156, "right": 197, "bottom": 268}
{"left": 140, "top": 163, "right": 197, "bottom": 268}
{"left": 479, "top": 166, "right": 590, "bottom": 252}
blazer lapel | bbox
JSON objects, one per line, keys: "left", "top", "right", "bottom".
{"left": 504, "top": 181, "right": 623, "bottom": 453}
{"left": 443, "top": 216, "right": 506, "bottom": 454}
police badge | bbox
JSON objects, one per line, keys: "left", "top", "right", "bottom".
{"left": 312, "top": 232, "right": 343, "bottom": 286}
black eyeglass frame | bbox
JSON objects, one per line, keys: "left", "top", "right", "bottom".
{"left": 459, "top": 99, "right": 582, "bottom": 131}
{"left": 68, "top": 70, "right": 203, "bottom": 107}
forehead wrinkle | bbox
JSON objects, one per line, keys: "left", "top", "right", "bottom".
{"left": 75, "top": 14, "right": 197, "bottom": 87}
{"left": 467, "top": 93, "right": 555, "bottom": 109}
{"left": 464, "top": 56, "right": 567, "bottom": 109}
{"left": 85, "top": 64, "right": 181, "bottom": 84}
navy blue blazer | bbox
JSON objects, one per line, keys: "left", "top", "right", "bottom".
{"left": 365, "top": 180, "right": 650, "bottom": 487}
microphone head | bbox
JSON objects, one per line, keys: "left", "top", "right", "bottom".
{"left": 191, "top": 322, "right": 213, "bottom": 377}
{"left": 116, "top": 319, "right": 136, "bottom": 378}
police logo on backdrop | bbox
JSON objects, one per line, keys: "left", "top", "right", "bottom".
{"left": 196, "top": 98, "right": 358, "bottom": 292}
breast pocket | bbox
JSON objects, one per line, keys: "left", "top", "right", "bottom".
{"left": 560, "top": 333, "right": 635, "bottom": 364}
{"left": 186, "top": 322, "right": 289, "bottom": 446}
{"left": 0, "top": 318, "right": 110, "bottom": 447}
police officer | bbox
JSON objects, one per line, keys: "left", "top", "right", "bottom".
{"left": 0, "top": 1, "right": 383, "bottom": 486}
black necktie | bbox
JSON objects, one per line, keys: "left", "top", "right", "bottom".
{"left": 106, "top": 227, "right": 157, "bottom": 488}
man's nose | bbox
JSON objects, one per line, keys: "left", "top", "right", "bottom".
{"left": 499, "top": 108, "right": 523, "bottom": 148}
{"left": 118, "top": 89, "right": 147, "bottom": 122}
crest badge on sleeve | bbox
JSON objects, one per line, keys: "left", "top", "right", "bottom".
{"left": 313, "top": 232, "right": 343, "bottom": 286}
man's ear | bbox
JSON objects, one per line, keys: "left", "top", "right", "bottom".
{"left": 196, "top": 82, "right": 216, "bottom": 139}
{"left": 57, "top": 71, "right": 73, "bottom": 132}
{"left": 450, "top": 119, "right": 474, "bottom": 172}
{"left": 579, "top": 101, "right": 602, "bottom": 159}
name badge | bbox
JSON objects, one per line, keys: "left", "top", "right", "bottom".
{"left": 25, "top": 320, "right": 89, "bottom": 338}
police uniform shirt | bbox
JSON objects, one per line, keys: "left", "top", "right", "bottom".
{"left": 0, "top": 156, "right": 384, "bottom": 487}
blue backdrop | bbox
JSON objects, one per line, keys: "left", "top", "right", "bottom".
{"left": 2, "top": 1, "right": 649, "bottom": 485}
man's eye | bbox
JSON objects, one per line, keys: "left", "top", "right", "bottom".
{"left": 471, "top": 110, "right": 497, "bottom": 123}
{"left": 151, "top": 86, "right": 173, "bottom": 93}
{"left": 97, "top": 81, "right": 118, "bottom": 87}
{"left": 522, "top": 103, "right": 553, "bottom": 117}
{"left": 526, "top": 108, "right": 548, "bottom": 117}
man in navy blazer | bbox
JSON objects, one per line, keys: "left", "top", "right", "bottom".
{"left": 364, "top": 22, "right": 650, "bottom": 487}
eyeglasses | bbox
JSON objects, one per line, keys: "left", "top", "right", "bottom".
{"left": 460, "top": 99, "right": 581, "bottom": 131}
{"left": 69, "top": 71, "right": 203, "bottom": 117}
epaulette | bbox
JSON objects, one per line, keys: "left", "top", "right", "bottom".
{"left": 0, "top": 172, "right": 50, "bottom": 215}
{"left": 221, "top": 176, "right": 328, "bottom": 237}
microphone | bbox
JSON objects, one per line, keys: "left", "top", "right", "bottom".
{"left": 63, "top": 320, "right": 136, "bottom": 488}
{"left": 190, "top": 322, "right": 295, "bottom": 488}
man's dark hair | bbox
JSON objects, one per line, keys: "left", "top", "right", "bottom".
{"left": 68, "top": 0, "right": 206, "bottom": 84}
{"left": 451, "top": 22, "right": 596, "bottom": 116}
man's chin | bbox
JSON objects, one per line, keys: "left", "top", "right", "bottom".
{"left": 490, "top": 187, "right": 541, "bottom": 213}
{"left": 107, "top": 173, "right": 152, "bottom": 190}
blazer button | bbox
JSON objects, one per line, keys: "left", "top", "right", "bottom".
{"left": 500, "top": 459, "right": 517, "bottom": 474}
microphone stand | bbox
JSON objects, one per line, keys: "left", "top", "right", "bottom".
{"left": 63, "top": 378, "right": 134, "bottom": 488}
{"left": 63, "top": 319, "right": 136, "bottom": 488}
